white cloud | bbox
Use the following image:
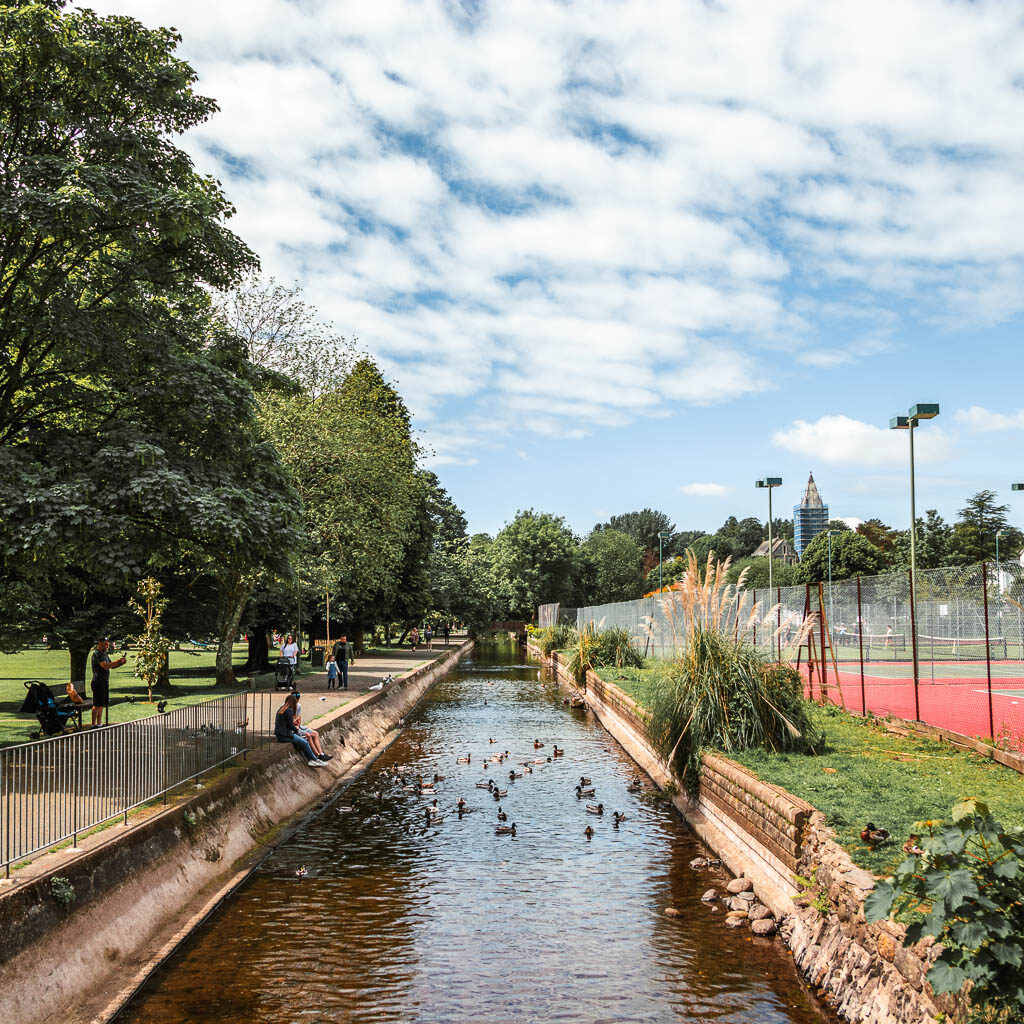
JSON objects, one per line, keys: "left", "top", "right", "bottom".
{"left": 954, "top": 406, "right": 1024, "bottom": 432}
{"left": 772, "top": 415, "right": 950, "bottom": 466}
{"left": 680, "top": 483, "right": 731, "bottom": 497}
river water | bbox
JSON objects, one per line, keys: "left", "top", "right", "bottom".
{"left": 118, "top": 641, "right": 832, "bottom": 1024}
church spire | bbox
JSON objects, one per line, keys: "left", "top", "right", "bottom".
{"left": 801, "top": 472, "right": 824, "bottom": 510}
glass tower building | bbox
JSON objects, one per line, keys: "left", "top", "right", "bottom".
{"left": 793, "top": 472, "right": 829, "bottom": 560}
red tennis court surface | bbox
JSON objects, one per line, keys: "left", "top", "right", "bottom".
{"left": 802, "top": 659, "right": 1024, "bottom": 746}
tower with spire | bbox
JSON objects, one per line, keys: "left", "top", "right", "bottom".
{"left": 793, "top": 472, "right": 829, "bottom": 560}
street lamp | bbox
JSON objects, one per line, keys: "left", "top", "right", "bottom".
{"left": 755, "top": 477, "right": 783, "bottom": 592}
{"left": 657, "top": 530, "right": 673, "bottom": 594}
{"left": 889, "top": 403, "right": 940, "bottom": 717}
{"left": 826, "top": 530, "right": 840, "bottom": 637}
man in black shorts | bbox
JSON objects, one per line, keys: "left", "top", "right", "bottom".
{"left": 91, "top": 637, "right": 126, "bottom": 726}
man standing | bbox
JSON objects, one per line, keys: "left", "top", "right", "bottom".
{"left": 91, "top": 638, "right": 126, "bottom": 727}
{"left": 332, "top": 635, "right": 354, "bottom": 690}
{"left": 280, "top": 633, "right": 299, "bottom": 689}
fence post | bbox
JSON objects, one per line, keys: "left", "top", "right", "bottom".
{"left": 856, "top": 576, "right": 866, "bottom": 716}
{"left": 983, "top": 562, "right": 994, "bottom": 740}
{"left": 908, "top": 566, "right": 921, "bottom": 721}
{"left": 752, "top": 589, "right": 757, "bottom": 648}
{"left": 777, "top": 587, "right": 782, "bottom": 662}
{"left": 162, "top": 712, "right": 168, "bottom": 804}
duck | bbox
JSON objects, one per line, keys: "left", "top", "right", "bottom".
{"left": 584, "top": 825, "right": 594, "bottom": 839}
{"left": 612, "top": 811, "right": 627, "bottom": 825}
{"left": 861, "top": 823, "right": 891, "bottom": 848}
{"left": 576, "top": 785, "right": 595, "bottom": 799}
{"left": 456, "top": 755, "right": 471, "bottom": 764}
{"left": 495, "top": 823, "right": 517, "bottom": 836}
{"left": 534, "top": 740, "right": 545, "bottom": 749}
{"left": 552, "top": 746, "right": 564, "bottom": 757}
{"left": 531, "top": 758, "right": 546, "bottom": 765}
{"left": 903, "top": 834, "right": 925, "bottom": 856}
{"left": 497, "top": 807, "right": 508, "bottom": 822}
{"left": 523, "top": 765, "right": 533, "bottom": 774}
{"left": 586, "top": 803, "right": 604, "bottom": 815}
{"left": 476, "top": 780, "right": 492, "bottom": 789}
{"left": 433, "top": 774, "right": 445, "bottom": 783}
{"left": 456, "top": 797, "right": 469, "bottom": 810}
{"left": 627, "top": 778, "right": 643, "bottom": 793}
{"left": 579, "top": 776, "right": 592, "bottom": 786}
{"left": 295, "top": 865, "right": 308, "bottom": 877}
{"left": 492, "top": 787, "right": 508, "bottom": 799}
{"left": 489, "top": 737, "right": 496, "bottom": 743}
{"left": 509, "top": 770, "right": 522, "bottom": 780}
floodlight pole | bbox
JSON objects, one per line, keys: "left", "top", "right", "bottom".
{"left": 657, "top": 530, "right": 672, "bottom": 593}
{"left": 756, "top": 478, "right": 783, "bottom": 593}
{"left": 889, "top": 403, "right": 940, "bottom": 721}
{"left": 826, "top": 530, "right": 838, "bottom": 637}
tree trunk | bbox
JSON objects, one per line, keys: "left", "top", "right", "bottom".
{"left": 215, "top": 569, "right": 253, "bottom": 688}
{"left": 244, "top": 626, "right": 272, "bottom": 674}
{"left": 155, "top": 650, "right": 171, "bottom": 692}
{"left": 352, "top": 627, "right": 365, "bottom": 656}
{"left": 69, "top": 643, "right": 90, "bottom": 688}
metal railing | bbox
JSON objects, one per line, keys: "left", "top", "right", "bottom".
{"left": 1, "top": 690, "right": 283, "bottom": 878}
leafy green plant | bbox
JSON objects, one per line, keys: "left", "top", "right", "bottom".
{"left": 591, "top": 627, "right": 645, "bottom": 669}
{"left": 183, "top": 809, "right": 198, "bottom": 832}
{"left": 128, "top": 577, "right": 173, "bottom": 702}
{"left": 51, "top": 876, "right": 75, "bottom": 908}
{"left": 865, "top": 799, "right": 1024, "bottom": 1022}
{"left": 565, "top": 622, "right": 601, "bottom": 684}
{"left": 533, "top": 624, "right": 578, "bottom": 656}
{"left": 794, "top": 867, "right": 831, "bottom": 915}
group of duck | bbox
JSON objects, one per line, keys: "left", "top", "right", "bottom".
{"left": 383, "top": 736, "right": 647, "bottom": 840}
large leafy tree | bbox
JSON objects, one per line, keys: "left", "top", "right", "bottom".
{"left": 580, "top": 529, "right": 644, "bottom": 604}
{"left": 796, "top": 530, "right": 891, "bottom": 583}
{"left": 593, "top": 508, "right": 675, "bottom": 562}
{"left": 947, "top": 490, "right": 1023, "bottom": 566}
{"left": 492, "top": 510, "right": 582, "bottom": 619}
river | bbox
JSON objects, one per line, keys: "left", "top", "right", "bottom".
{"left": 117, "top": 640, "right": 832, "bottom": 1024}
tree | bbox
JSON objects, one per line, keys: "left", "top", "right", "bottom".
{"left": 948, "top": 490, "right": 1023, "bottom": 566}
{"left": 890, "top": 509, "right": 952, "bottom": 571}
{"left": 581, "top": 529, "right": 644, "bottom": 605}
{"left": 796, "top": 531, "right": 890, "bottom": 583}
{"left": 717, "top": 516, "right": 765, "bottom": 556}
{"left": 726, "top": 557, "right": 800, "bottom": 589}
{"left": 857, "top": 518, "right": 898, "bottom": 552}
{"left": 492, "top": 511, "right": 582, "bottom": 620}
{"left": 593, "top": 509, "right": 675, "bottom": 561}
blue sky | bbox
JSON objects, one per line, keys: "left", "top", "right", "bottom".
{"left": 97, "top": 0, "right": 1024, "bottom": 537}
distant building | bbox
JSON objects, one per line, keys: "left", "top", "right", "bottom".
{"left": 752, "top": 537, "right": 799, "bottom": 566}
{"left": 793, "top": 472, "right": 829, "bottom": 559}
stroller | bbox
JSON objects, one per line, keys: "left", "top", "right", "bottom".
{"left": 20, "top": 680, "right": 91, "bottom": 739}
{"left": 274, "top": 658, "right": 294, "bottom": 690}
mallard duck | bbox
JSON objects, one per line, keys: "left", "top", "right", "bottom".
{"left": 523, "top": 765, "right": 533, "bottom": 774}
{"left": 497, "top": 807, "right": 508, "bottom": 822}
{"left": 456, "top": 797, "right": 468, "bottom": 809}
{"left": 627, "top": 778, "right": 642, "bottom": 793}
{"left": 552, "top": 746, "right": 564, "bottom": 756}
{"left": 492, "top": 787, "right": 508, "bottom": 799}
{"left": 476, "top": 780, "right": 492, "bottom": 789}
{"left": 612, "top": 811, "right": 627, "bottom": 824}
{"left": 489, "top": 737, "right": 496, "bottom": 743}
{"left": 903, "top": 835, "right": 925, "bottom": 856}
{"left": 584, "top": 825, "right": 594, "bottom": 839}
{"left": 531, "top": 758, "right": 546, "bottom": 765}
{"left": 295, "top": 866, "right": 308, "bottom": 877}
{"left": 495, "top": 823, "right": 516, "bottom": 836}
{"left": 861, "top": 823, "right": 891, "bottom": 847}
{"left": 509, "top": 770, "right": 522, "bottom": 780}
{"left": 576, "top": 786, "right": 595, "bottom": 798}
{"left": 433, "top": 774, "right": 445, "bottom": 783}
{"left": 586, "top": 803, "right": 604, "bottom": 815}
{"left": 456, "top": 755, "right": 471, "bottom": 764}
{"left": 579, "top": 777, "right": 592, "bottom": 786}
{"left": 534, "top": 740, "right": 544, "bottom": 748}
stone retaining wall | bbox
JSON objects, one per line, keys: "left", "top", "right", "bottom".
{"left": 0, "top": 641, "right": 472, "bottom": 1024}
{"left": 530, "top": 643, "right": 944, "bottom": 1024}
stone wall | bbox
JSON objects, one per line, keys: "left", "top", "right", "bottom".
{"left": 0, "top": 641, "right": 472, "bottom": 1024}
{"left": 530, "top": 642, "right": 944, "bottom": 1024}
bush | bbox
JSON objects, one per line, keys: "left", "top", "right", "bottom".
{"left": 592, "top": 627, "right": 645, "bottom": 669}
{"left": 51, "top": 876, "right": 75, "bottom": 908}
{"left": 647, "top": 626, "right": 821, "bottom": 791}
{"left": 533, "top": 624, "right": 577, "bottom": 656}
{"left": 866, "top": 798, "right": 1024, "bottom": 1023}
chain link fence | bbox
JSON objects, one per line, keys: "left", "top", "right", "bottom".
{"left": 559, "top": 560, "right": 1024, "bottom": 745}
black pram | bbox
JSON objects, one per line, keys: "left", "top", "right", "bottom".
{"left": 20, "top": 680, "right": 92, "bottom": 738}
{"left": 274, "top": 658, "right": 294, "bottom": 690}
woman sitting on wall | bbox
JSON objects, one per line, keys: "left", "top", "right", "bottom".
{"left": 275, "top": 692, "right": 326, "bottom": 767}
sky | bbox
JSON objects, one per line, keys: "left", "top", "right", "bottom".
{"left": 94, "top": 0, "right": 1024, "bottom": 538}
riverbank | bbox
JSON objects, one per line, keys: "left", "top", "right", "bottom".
{"left": 529, "top": 643, "right": 945, "bottom": 1024}
{"left": 0, "top": 640, "right": 472, "bottom": 1024}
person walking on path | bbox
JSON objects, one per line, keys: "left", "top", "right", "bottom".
{"left": 331, "top": 635, "right": 354, "bottom": 689}
{"left": 409, "top": 626, "right": 419, "bottom": 651}
{"left": 326, "top": 654, "right": 339, "bottom": 690}
{"left": 280, "top": 633, "right": 299, "bottom": 688}
{"left": 90, "top": 638, "right": 126, "bottom": 727}
{"left": 274, "top": 693, "right": 325, "bottom": 766}
{"left": 424, "top": 624, "right": 433, "bottom": 650}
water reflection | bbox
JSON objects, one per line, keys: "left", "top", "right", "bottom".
{"left": 119, "top": 641, "right": 832, "bottom": 1024}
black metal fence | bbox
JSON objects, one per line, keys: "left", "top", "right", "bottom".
{"left": 1, "top": 690, "right": 281, "bottom": 878}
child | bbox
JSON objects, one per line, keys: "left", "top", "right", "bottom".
{"left": 326, "top": 654, "right": 339, "bottom": 690}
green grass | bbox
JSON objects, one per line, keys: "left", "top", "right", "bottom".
{"left": 728, "top": 703, "right": 1024, "bottom": 874}
{"left": 591, "top": 660, "right": 1024, "bottom": 874}
{"left": 0, "top": 644, "right": 266, "bottom": 748}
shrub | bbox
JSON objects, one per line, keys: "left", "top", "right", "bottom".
{"left": 533, "top": 624, "right": 577, "bottom": 656}
{"left": 866, "top": 798, "right": 1024, "bottom": 1023}
{"left": 644, "top": 550, "right": 820, "bottom": 790}
{"left": 51, "top": 876, "right": 75, "bottom": 908}
{"left": 592, "top": 626, "right": 645, "bottom": 669}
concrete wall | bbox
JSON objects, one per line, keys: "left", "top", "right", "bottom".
{"left": 0, "top": 641, "right": 472, "bottom": 1024}
{"left": 532, "top": 643, "right": 946, "bottom": 1024}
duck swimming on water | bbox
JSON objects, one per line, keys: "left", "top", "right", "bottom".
{"left": 586, "top": 803, "right": 604, "bottom": 815}
{"left": 495, "top": 823, "right": 516, "bottom": 836}
{"left": 584, "top": 826, "right": 594, "bottom": 839}
{"left": 576, "top": 785, "right": 595, "bottom": 799}
{"left": 497, "top": 807, "right": 507, "bottom": 822}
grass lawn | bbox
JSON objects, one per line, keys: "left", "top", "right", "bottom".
{"left": 0, "top": 644, "right": 269, "bottom": 748}
{"left": 590, "top": 662, "right": 1024, "bottom": 875}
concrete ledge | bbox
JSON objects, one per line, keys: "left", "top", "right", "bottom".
{"left": 0, "top": 640, "right": 472, "bottom": 1024}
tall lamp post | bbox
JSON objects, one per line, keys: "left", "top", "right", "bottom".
{"left": 826, "top": 529, "right": 839, "bottom": 637}
{"left": 889, "top": 403, "right": 940, "bottom": 718}
{"left": 756, "top": 478, "right": 783, "bottom": 592}
{"left": 657, "top": 530, "right": 672, "bottom": 594}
